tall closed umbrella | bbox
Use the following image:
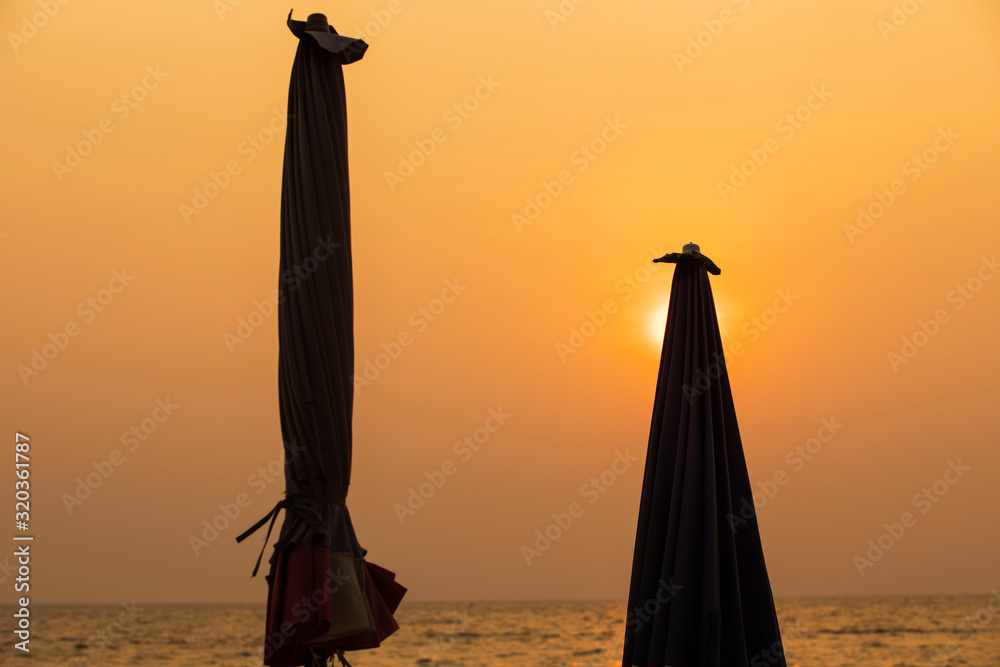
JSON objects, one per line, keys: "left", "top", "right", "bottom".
{"left": 623, "top": 244, "right": 785, "bottom": 667}
{"left": 237, "top": 12, "right": 405, "bottom": 667}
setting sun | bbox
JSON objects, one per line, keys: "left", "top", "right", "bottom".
{"left": 647, "top": 300, "right": 669, "bottom": 348}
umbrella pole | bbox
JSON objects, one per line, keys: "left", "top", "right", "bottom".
{"left": 309, "top": 648, "right": 353, "bottom": 667}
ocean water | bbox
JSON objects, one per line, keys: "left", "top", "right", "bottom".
{"left": 7, "top": 596, "right": 1000, "bottom": 666}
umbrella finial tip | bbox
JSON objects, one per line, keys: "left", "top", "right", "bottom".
{"left": 305, "top": 12, "right": 329, "bottom": 31}
{"left": 682, "top": 242, "right": 700, "bottom": 255}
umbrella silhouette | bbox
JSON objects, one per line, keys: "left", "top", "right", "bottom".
{"left": 623, "top": 243, "right": 786, "bottom": 667}
{"left": 237, "top": 12, "right": 405, "bottom": 667}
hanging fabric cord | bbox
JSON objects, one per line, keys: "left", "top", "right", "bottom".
{"left": 235, "top": 494, "right": 347, "bottom": 577}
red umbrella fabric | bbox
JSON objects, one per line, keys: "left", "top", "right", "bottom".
{"left": 622, "top": 244, "right": 785, "bottom": 667}
{"left": 237, "top": 12, "right": 405, "bottom": 667}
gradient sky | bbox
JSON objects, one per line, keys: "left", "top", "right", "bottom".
{"left": 2, "top": 0, "right": 999, "bottom": 605}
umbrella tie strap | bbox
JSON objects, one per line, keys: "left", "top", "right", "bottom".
{"left": 235, "top": 495, "right": 347, "bottom": 577}
{"left": 285, "top": 494, "right": 346, "bottom": 529}
{"left": 235, "top": 498, "right": 287, "bottom": 578}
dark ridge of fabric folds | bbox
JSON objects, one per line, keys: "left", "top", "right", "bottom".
{"left": 622, "top": 261, "right": 785, "bottom": 667}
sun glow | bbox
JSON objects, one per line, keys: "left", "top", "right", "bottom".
{"left": 647, "top": 293, "right": 733, "bottom": 349}
{"left": 648, "top": 301, "right": 669, "bottom": 348}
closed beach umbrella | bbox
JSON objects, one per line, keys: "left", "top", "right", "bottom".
{"left": 236, "top": 12, "right": 405, "bottom": 667}
{"left": 622, "top": 244, "right": 785, "bottom": 667}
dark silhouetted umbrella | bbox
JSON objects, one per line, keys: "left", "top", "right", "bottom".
{"left": 236, "top": 12, "right": 405, "bottom": 667}
{"left": 622, "top": 243, "right": 785, "bottom": 667}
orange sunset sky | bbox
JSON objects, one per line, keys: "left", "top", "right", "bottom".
{"left": 2, "top": 0, "right": 999, "bottom": 605}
